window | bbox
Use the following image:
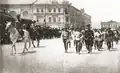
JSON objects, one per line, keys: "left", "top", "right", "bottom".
{"left": 37, "top": 16, "right": 40, "bottom": 22}
{"left": 49, "top": 17, "right": 52, "bottom": 22}
{"left": 58, "top": 8, "right": 61, "bottom": 12}
{"left": 64, "top": 8, "right": 68, "bottom": 14}
{"left": 53, "top": 17, "right": 56, "bottom": 22}
{"left": 41, "top": 8, "right": 43, "bottom": 12}
{"left": 48, "top": 9, "right": 51, "bottom": 12}
{"left": 37, "top": 8, "right": 39, "bottom": 12}
{"left": 58, "top": 17, "right": 61, "bottom": 22}
{"left": 65, "top": 16, "right": 69, "bottom": 22}
{"left": 54, "top": 8, "right": 56, "bottom": 12}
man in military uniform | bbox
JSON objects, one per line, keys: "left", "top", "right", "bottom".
{"left": 62, "top": 28, "right": 69, "bottom": 53}
{"left": 84, "top": 24, "right": 94, "bottom": 53}
{"left": 106, "top": 28, "right": 114, "bottom": 50}
{"left": 74, "top": 28, "right": 83, "bottom": 54}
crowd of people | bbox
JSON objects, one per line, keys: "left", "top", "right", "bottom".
{"left": 1, "top": 12, "right": 120, "bottom": 54}
{"left": 61, "top": 24, "right": 120, "bottom": 54}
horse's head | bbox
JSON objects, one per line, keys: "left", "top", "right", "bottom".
{"left": 5, "top": 21, "right": 12, "bottom": 30}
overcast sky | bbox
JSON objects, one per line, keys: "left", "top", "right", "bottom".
{"left": 1, "top": 0, "right": 120, "bottom": 28}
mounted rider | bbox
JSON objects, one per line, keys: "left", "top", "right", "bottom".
{"left": 15, "top": 14, "right": 24, "bottom": 37}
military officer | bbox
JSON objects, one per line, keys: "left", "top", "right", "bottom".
{"left": 61, "top": 28, "right": 69, "bottom": 53}
{"left": 74, "top": 28, "right": 83, "bottom": 54}
{"left": 84, "top": 24, "right": 94, "bottom": 53}
{"left": 106, "top": 28, "right": 114, "bottom": 50}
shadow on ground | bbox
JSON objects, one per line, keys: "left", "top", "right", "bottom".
{"left": 38, "top": 46, "right": 47, "bottom": 48}
{"left": 109, "top": 48, "right": 119, "bottom": 51}
{"left": 18, "top": 50, "right": 37, "bottom": 56}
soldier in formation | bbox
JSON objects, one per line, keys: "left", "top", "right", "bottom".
{"left": 74, "top": 28, "right": 83, "bottom": 54}
{"left": 84, "top": 24, "right": 94, "bottom": 53}
{"left": 61, "top": 28, "right": 69, "bottom": 53}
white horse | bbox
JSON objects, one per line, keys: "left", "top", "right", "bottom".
{"left": 5, "top": 21, "right": 31, "bottom": 54}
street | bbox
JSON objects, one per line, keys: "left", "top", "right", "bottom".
{"left": 0, "top": 38, "right": 120, "bottom": 73}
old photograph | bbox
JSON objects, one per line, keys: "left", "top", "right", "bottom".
{"left": 0, "top": 0, "right": 120, "bottom": 73}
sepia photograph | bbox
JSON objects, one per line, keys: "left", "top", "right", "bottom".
{"left": 0, "top": 0, "right": 120, "bottom": 73}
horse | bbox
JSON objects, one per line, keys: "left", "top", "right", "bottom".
{"left": 5, "top": 21, "right": 31, "bottom": 54}
{"left": 27, "top": 23, "right": 41, "bottom": 48}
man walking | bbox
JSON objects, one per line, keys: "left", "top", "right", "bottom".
{"left": 74, "top": 28, "right": 83, "bottom": 54}
{"left": 84, "top": 24, "right": 94, "bottom": 54}
{"left": 62, "top": 28, "right": 69, "bottom": 53}
{"left": 106, "top": 28, "right": 114, "bottom": 50}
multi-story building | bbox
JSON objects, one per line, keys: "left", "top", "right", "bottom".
{"left": 0, "top": 1, "right": 91, "bottom": 29}
{"left": 101, "top": 20, "right": 120, "bottom": 30}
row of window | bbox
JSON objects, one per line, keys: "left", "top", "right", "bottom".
{"left": 102, "top": 24, "right": 119, "bottom": 27}
{"left": 36, "top": 8, "right": 62, "bottom": 13}
{"left": 37, "top": 17, "right": 69, "bottom": 22}
{"left": 49, "top": 17, "right": 69, "bottom": 22}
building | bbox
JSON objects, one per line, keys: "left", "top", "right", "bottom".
{"left": 0, "top": 0, "right": 91, "bottom": 29}
{"left": 101, "top": 20, "right": 120, "bottom": 30}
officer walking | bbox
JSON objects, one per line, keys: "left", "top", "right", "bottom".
{"left": 61, "top": 28, "right": 69, "bottom": 53}
{"left": 74, "top": 28, "right": 83, "bottom": 54}
{"left": 106, "top": 28, "right": 114, "bottom": 50}
{"left": 84, "top": 24, "right": 94, "bottom": 54}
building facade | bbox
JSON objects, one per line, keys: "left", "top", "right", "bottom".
{"left": 101, "top": 20, "right": 120, "bottom": 30}
{"left": 0, "top": 1, "right": 91, "bottom": 29}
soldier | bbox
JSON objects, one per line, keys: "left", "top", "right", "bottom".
{"left": 106, "top": 28, "right": 114, "bottom": 50}
{"left": 74, "top": 28, "right": 83, "bottom": 54}
{"left": 94, "top": 30, "right": 100, "bottom": 50}
{"left": 84, "top": 24, "right": 94, "bottom": 54}
{"left": 61, "top": 28, "right": 69, "bottom": 53}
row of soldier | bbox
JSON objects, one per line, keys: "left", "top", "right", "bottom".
{"left": 61, "top": 24, "right": 120, "bottom": 54}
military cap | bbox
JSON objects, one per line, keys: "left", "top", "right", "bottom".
{"left": 86, "top": 24, "right": 91, "bottom": 26}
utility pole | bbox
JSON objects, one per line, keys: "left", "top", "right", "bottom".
{"left": 30, "top": 0, "right": 38, "bottom": 20}
{"left": 44, "top": 3, "right": 46, "bottom": 28}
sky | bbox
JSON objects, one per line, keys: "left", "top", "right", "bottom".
{"left": 1, "top": 0, "right": 120, "bottom": 28}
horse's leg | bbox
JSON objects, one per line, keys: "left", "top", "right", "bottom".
{"left": 22, "top": 42, "right": 27, "bottom": 53}
{"left": 13, "top": 44, "right": 16, "bottom": 54}
{"left": 28, "top": 39, "right": 31, "bottom": 48}
{"left": 25, "top": 41, "right": 28, "bottom": 51}
{"left": 11, "top": 44, "right": 14, "bottom": 54}
{"left": 37, "top": 39, "right": 40, "bottom": 47}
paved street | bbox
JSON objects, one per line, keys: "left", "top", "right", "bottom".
{"left": 0, "top": 38, "right": 120, "bottom": 73}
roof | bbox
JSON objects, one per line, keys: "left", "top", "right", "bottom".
{"left": 0, "top": 0, "right": 64, "bottom": 4}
